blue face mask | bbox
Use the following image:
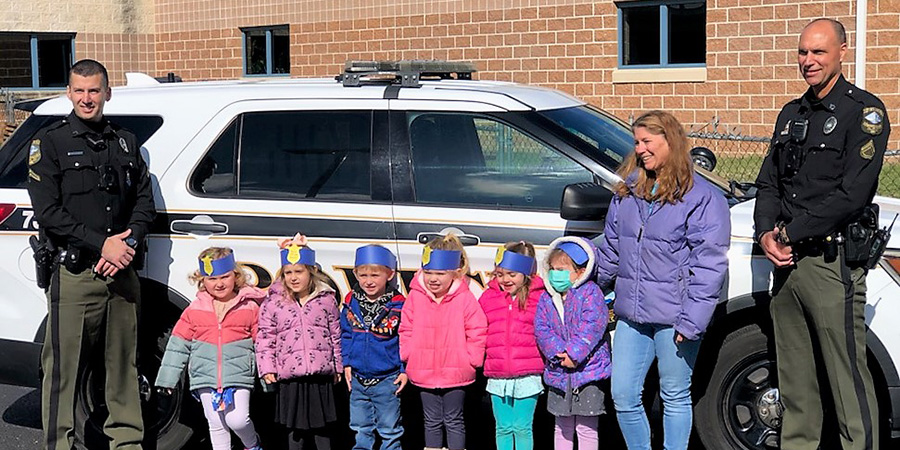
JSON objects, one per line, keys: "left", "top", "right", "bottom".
{"left": 548, "top": 270, "right": 573, "bottom": 293}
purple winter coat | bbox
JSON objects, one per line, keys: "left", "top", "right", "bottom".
{"left": 596, "top": 173, "right": 731, "bottom": 340}
{"left": 534, "top": 236, "right": 612, "bottom": 391}
{"left": 256, "top": 280, "right": 343, "bottom": 380}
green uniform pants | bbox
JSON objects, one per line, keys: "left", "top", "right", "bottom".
{"left": 41, "top": 265, "right": 143, "bottom": 450}
{"left": 771, "top": 251, "right": 879, "bottom": 450}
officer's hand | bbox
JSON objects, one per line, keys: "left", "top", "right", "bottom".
{"left": 101, "top": 229, "right": 136, "bottom": 269}
{"left": 760, "top": 229, "right": 794, "bottom": 267}
{"left": 94, "top": 258, "right": 120, "bottom": 277}
{"left": 344, "top": 367, "right": 353, "bottom": 391}
{"left": 394, "top": 373, "right": 408, "bottom": 395}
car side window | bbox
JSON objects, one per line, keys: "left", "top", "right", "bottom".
{"left": 191, "top": 111, "right": 372, "bottom": 201}
{"left": 408, "top": 112, "right": 593, "bottom": 209}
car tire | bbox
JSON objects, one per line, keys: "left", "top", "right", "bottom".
{"left": 690, "top": 146, "right": 717, "bottom": 171}
{"left": 695, "top": 324, "right": 780, "bottom": 450}
{"left": 74, "top": 320, "right": 199, "bottom": 450}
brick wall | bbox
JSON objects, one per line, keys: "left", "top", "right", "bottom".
{"left": 151, "top": 0, "right": 900, "bottom": 148}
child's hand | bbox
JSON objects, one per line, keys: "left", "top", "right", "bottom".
{"left": 674, "top": 332, "right": 685, "bottom": 344}
{"left": 333, "top": 373, "right": 342, "bottom": 385}
{"left": 556, "top": 352, "right": 576, "bottom": 369}
{"left": 262, "top": 373, "right": 277, "bottom": 384}
{"left": 344, "top": 367, "right": 353, "bottom": 391}
{"left": 156, "top": 387, "right": 173, "bottom": 396}
{"left": 393, "top": 373, "right": 408, "bottom": 395}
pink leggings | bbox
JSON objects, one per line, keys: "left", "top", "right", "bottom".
{"left": 554, "top": 415, "right": 599, "bottom": 450}
{"left": 198, "top": 387, "right": 258, "bottom": 450}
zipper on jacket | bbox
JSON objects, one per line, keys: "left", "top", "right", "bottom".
{"left": 217, "top": 323, "right": 223, "bottom": 389}
{"left": 506, "top": 295, "right": 513, "bottom": 372}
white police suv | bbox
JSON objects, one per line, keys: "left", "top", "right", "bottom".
{"left": 0, "top": 61, "right": 898, "bottom": 449}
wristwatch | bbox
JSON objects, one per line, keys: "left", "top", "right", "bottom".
{"left": 124, "top": 236, "right": 138, "bottom": 249}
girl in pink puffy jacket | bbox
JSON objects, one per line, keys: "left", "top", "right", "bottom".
{"left": 256, "top": 234, "right": 342, "bottom": 450}
{"left": 479, "top": 241, "right": 546, "bottom": 450}
{"left": 399, "top": 234, "right": 488, "bottom": 450}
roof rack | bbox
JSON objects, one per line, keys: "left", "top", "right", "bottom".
{"left": 337, "top": 60, "right": 477, "bottom": 87}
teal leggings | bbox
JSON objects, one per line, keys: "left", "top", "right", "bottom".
{"left": 491, "top": 394, "right": 539, "bottom": 450}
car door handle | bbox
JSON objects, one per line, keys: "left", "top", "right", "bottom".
{"left": 417, "top": 228, "right": 481, "bottom": 246}
{"left": 170, "top": 215, "right": 229, "bottom": 235}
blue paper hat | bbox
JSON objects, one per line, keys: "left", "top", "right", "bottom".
{"left": 421, "top": 247, "right": 462, "bottom": 270}
{"left": 199, "top": 253, "right": 236, "bottom": 277}
{"left": 557, "top": 242, "right": 589, "bottom": 265}
{"left": 355, "top": 245, "right": 397, "bottom": 269}
{"left": 280, "top": 245, "right": 316, "bottom": 266}
{"left": 495, "top": 248, "right": 536, "bottom": 275}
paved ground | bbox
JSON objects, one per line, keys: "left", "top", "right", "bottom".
{"left": 0, "top": 384, "right": 42, "bottom": 450}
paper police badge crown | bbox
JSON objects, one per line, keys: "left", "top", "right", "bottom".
{"left": 494, "top": 247, "right": 536, "bottom": 275}
{"left": 557, "top": 242, "right": 589, "bottom": 265}
{"left": 281, "top": 245, "right": 316, "bottom": 267}
{"left": 421, "top": 247, "right": 462, "bottom": 270}
{"left": 199, "top": 253, "right": 236, "bottom": 277}
{"left": 355, "top": 245, "right": 397, "bottom": 269}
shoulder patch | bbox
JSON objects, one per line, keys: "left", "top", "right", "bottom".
{"left": 861, "top": 107, "right": 884, "bottom": 135}
{"left": 860, "top": 139, "right": 876, "bottom": 160}
{"left": 28, "top": 140, "right": 41, "bottom": 165}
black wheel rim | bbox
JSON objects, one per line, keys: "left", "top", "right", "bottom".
{"left": 721, "top": 352, "right": 780, "bottom": 450}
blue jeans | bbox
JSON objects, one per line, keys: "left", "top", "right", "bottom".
{"left": 611, "top": 318, "right": 700, "bottom": 450}
{"left": 491, "top": 394, "right": 538, "bottom": 450}
{"left": 349, "top": 374, "right": 403, "bottom": 450}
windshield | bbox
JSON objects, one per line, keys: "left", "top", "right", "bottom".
{"left": 539, "top": 105, "right": 633, "bottom": 168}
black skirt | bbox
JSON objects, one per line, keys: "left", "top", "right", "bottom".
{"left": 275, "top": 375, "right": 337, "bottom": 430}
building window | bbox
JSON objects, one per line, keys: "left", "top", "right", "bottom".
{"left": 0, "top": 33, "right": 74, "bottom": 89}
{"left": 618, "top": 1, "right": 705, "bottom": 68}
{"left": 242, "top": 26, "right": 290, "bottom": 76}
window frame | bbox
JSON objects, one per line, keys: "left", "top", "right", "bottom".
{"left": 616, "top": 0, "right": 706, "bottom": 69}
{"left": 0, "top": 32, "right": 75, "bottom": 90}
{"left": 240, "top": 25, "right": 290, "bottom": 77}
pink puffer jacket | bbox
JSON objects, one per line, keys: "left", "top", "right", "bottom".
{"left": 256, "top": 280, "right": 342, "bottom": 380}
{"left": 479, "top": 276, "right": 545, "bottom": 378}
{"left": 399, "top": 271, "right": 488, "bottom": 389}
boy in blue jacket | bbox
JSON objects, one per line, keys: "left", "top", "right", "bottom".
{"left": 340, "top": 244, "right": 407, "bottom": 450}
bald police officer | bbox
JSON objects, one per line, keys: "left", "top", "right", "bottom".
{"left": 27, "top": 59, "right": 155, "bottom": 450}
{"left": 754, "top": 18, "right": 889, "bottom": 450}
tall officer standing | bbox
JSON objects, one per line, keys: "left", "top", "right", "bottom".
{"left": 26, "top": 59, "right": 155, "bottom": 450}
{"left": 754, "top": 18, "right": 890, "bottom": 450}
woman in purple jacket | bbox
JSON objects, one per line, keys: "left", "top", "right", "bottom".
{"left": 596, "top": 110, "right": 730, "bottom": 450}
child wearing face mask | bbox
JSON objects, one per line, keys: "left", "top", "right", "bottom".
{"left": 479, "top": 241, "right": 546, "bottom": 450}
{"left": 155, "top": 247, "right": 266, "bottom": 450}
{"left": 398, "top": 234, "right": 488, "bottom": 450}
{"left": 256, "top": 234, "right": 343, "bottom": 450}
{"left": 534, "top": 237, "right": 611, "bottom": 450}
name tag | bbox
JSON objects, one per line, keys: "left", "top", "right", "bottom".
{"left": 67, "top": 150, "right": 84, "bottom": 157}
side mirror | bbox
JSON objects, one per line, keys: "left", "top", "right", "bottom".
{"left": 560, "top": 182, "right": 613, "bottom": 221}
{"left": 690, "top": 146, "right": 717, "bottom": 171}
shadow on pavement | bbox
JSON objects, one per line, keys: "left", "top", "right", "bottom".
{"left": 2, "top": 387, "right": 41, "bottom": 429}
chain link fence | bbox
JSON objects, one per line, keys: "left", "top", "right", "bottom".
{"left": 687, "top": 121, "right": 900, "bottom": 198}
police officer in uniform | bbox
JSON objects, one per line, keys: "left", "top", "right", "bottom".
{"left": 26, "top": 59, "right": 155, "bottom": 450}
{"left": 754, "top": 18, "right": 890, "bottom": 450}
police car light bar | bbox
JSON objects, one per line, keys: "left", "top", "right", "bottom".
{"left": 337, "top": 60, "right": 477, "bottom": 87}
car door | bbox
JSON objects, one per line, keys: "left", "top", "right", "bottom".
{"left": 157, "top": 99, "right": 394, "bottom": 301}
{"left": 387, "top": 101, "right": 612, "bottom": 292}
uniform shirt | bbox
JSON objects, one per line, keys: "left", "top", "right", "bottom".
{"left": 754, "top": 75, "right": 891, "bottom": 243}
{"left": 26, "top": 111, "right": 156, "bottom": 253}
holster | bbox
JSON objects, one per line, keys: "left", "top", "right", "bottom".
{"left": 844, "top": 204, "right": 883, "bottom": 269}
{"left": 29, "top": 234, "right": 57, "bottom": 289}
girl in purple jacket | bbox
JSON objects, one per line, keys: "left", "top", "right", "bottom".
{"left": 534, "top": 237, "right": 611, "bottom": 450}
{"left": 597, "top": 110, "right": 730, "bottom": 450}
{"left": 256, "top": 234, "right": 343, "bottom": 450}
{"left": 479, "top": 241, "right": 545, "bottom": 450}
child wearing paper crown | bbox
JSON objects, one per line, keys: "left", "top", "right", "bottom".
{"left": 398, "top": 234, "right": 488, "bottom": 450}
{"left": 256, "top": 234, "right": 342, "bottom": 450}
{"left": 340, "top": 244, "right": 407, "bottom": 450}
{"left": 533, "top": 237, "right": 611, "bottom": 450}
{"left": 478, "top": 241, "right": 546, "bottom": 450}
{"left": 155, "top": 247, "right": 266, "bottom": 450}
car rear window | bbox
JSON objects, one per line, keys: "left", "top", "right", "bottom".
{"left": 0, "top": 115, "right": 163, "bottom": 188}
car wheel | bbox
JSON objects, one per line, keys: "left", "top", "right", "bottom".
{"left": 690, "top": 146, "right": 717, "bottom": 171}
{"left": 695, "top": 324, "right": 781, "bottom": 450}
{"left": 75, "top": 322, "right": 199, "bottom": 450}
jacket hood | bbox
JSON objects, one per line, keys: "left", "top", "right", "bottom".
{"left": 540, "top": 236, "right": 597, "bottom": 291}
{"left": 195, "top": 285, "right": 266, "bottom": 311}
{"left": 411, "top": 269, "right": 471, "bottom": 302}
